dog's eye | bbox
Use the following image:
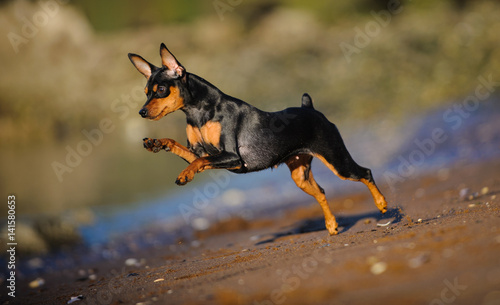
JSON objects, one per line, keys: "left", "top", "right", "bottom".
{"left": 158, "top": 86, "right": 167, "bottom": 94}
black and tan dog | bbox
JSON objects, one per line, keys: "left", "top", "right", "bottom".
{"left": 128, "top": 43, "right": 387, "bottom": 235}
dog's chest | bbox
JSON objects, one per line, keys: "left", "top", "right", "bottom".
{"left": 186, "top": 121, "right": 222, "bottom": 154}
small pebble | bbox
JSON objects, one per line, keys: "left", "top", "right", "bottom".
{"left": 370, "top": 262, "right": 387, "bottom": 275}
{"left": 167, "top": 289, "right": 173, "bottom": 294}
{"left": 154, "top": 278, "right": 165, "bottom": 283}
{"left": 459, "top": 188, "right": 469, "bottom": 199}
{"left": 481, "top": 187, "right": 489, "bottom": 195}
{"left": 408, "top": 253, "right": 430, "bottom": 269}
{"left": 364, "top": 219, "right": 371, "bottom": 224}
{"left": 468, "top": 192, "right": 479, "bottom": 200}
{"left": 27, "top": 257, "right": 44, "bottom": 269}
{"left": 67, "top": 295, "right": 84, "bottom": 304}
{"left": 377, "top": 221, "right": 391, "bottom": 227}
{"left": 29, "top": 277, "right": 45, "bottom": 289}
{"left": 417, "top": 219, "right": 422, "bottom": 223}
{"left": 125, "top": 258, "right": 139, "bottom": 267}
{"left": 191, "top": 217, "right": 210, "bottom": 231}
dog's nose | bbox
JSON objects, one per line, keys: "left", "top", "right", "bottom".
{"left": 139, "top": 108, "right": 148, "bottom": 118}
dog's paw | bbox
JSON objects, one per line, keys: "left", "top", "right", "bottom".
{"left": 376, "top": 197, "right": 388, "bottom": 214}
{"left": 143, "top": 138, "right": 160, "bottom": 153}
{"left": 175, "top": 166, "right": 197, "bottom": 185}
{"left": 143, "top": 138, "right": 170, "bottom": 153}
{"left": 325, "top": 218, "right": 339, "bottom": 236}
{"left": 328, "top": 228, "right": 339, "bottom": 236}
{"left": 175, "top": 171, "right": 194, "bottom": 185}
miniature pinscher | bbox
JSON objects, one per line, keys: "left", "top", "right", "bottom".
{"left": 128, "top": 43, "right": 387, "bottom": 235}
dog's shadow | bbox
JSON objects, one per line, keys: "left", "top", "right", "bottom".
{"left": 254, "top": 207, "right": 403, "bottom": 245}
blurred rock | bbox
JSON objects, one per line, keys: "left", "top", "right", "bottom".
{"left": 0, "top": 222, "right": 48, "bottom": 255}
{"left": 34, "top": 217, "right": 82, "bottom": 250}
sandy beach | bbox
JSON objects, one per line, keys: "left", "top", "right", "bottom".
{"left": 6, "top": 156, "right": 500, "bottom": 305}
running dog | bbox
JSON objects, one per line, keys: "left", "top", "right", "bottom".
{"left": 128, "top": 43, "right": 388, "bottom": 235}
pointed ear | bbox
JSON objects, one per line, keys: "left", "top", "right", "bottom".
{"left": 160, "top": 43, "right": 185, "bottom": 78}
{"left": 128, "top": 53, "right": 157, "bottom": 79}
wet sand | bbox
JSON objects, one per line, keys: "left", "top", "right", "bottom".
{"left": 8, "top": 157, "right": 500, "bottom": 305}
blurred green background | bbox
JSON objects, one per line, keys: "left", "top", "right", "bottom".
{"left": 0, "top": 0, "right": 499, "bottom": 218}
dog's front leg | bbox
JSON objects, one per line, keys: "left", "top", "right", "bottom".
{"left": 143, "top": 137, "right": 198, "bottom": 163}
{"left": 175, "top": 152, "right": 242, "bottom": 185}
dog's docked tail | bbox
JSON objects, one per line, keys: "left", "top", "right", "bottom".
{"left": 301, "top": 93, "right": 314, "bottom": 109}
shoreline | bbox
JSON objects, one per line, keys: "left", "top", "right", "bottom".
{"left": 5, "top": 157, "right": 500, "bottom": 305}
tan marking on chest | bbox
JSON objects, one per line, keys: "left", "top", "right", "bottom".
{"left": 186, "top": 124, "right": 203, "bottom": 146}
{"left": 201, "top": 121, "right": 222, "bottom": 148}
{"left": 186, "top": 121, "right": 222, "bottom": 149}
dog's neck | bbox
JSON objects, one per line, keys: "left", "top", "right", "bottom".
{"left": 181, "top": 73, "right": 224, "bottom": 125}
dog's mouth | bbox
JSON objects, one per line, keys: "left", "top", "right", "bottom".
{"left": 148, "top": 113, "right": 164, "bottom": 121}
{"left": 147, "top": 106, "right": 172, "bottom": 121}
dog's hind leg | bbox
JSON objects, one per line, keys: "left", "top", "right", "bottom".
{"left": 312, "top": 127, "right": 387, "bottom": 214}
{"left": 286, "top": 154, "right": 339, "bottom": 235}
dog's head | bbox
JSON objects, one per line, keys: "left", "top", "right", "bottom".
{"left": 128, "top": 43, "right": 186, "bottom": 120}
